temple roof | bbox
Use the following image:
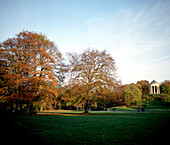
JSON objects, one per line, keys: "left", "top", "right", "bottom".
{"left": 150, "top": 79, "right": 159, "bottom": 85}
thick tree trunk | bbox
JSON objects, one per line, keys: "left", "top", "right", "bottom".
{"left": 84, "top": 99, "right": 89, "bottom": 113}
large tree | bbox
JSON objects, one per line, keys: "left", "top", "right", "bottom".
{"left": 0, "top": 31, "right": 61, "bottom": 112}
{"left": 67, "top": 49, "right": 120, "bottom": 113}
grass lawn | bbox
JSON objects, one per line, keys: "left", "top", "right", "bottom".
{"left": 2, "top": 112, "right": 170, "bottom": 145}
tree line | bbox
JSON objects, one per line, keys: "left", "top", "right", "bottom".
{"left": 0, "top": 31, "right": 170, "bottom": 113}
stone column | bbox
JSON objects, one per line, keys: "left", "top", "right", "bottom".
{"left": 154, "top": 86, "right": 155, "bottom": 94}
{"left": 155, "top": 86, "right": 157, "bottom": 94}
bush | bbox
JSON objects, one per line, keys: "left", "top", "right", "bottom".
{"left": 149, "top": 94, "right": 170, "bottom": 102}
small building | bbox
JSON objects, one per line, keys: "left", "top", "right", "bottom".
{"left": 150, "top": 80, "right": 160, "bottom": 94}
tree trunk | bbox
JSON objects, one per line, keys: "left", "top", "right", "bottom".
{"left": 40, "top": 102, "right": 43, "bottom": 111}
{"left": 9, "top": 102, "right": 14, "bottom": 113}
{"left": 84, "top": 99, "right": 89, "bottom": 113}
{"left": 27, "top": 102, "right": 30, "bottom": 114}
{"left": 20, "top": 102, "right": 23, "bottom": 113}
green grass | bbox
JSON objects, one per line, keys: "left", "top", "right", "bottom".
{"left": 109, "top": 106, "right": 137, "bottom": 111}
{"left": 37, "top": 101, "right": 170, "bottom": 114}
{"left": 2, "top": 112, "right": 170, "bottom": 145}
{"left": 145, "top": 101, "right": 170, "bottom": 111}
{"left": 108, "top": 101, "right": 170, "bottom": 112}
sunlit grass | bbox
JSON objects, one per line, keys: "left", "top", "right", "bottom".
{"left": 38, "top": 102, "right": 170, "bottom": 115}
{"left": 39, "top": 109, "right": 84, "bottom": 114}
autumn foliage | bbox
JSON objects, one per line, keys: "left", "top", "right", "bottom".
{"left": 66, "top": 49, "right": 121, "bottom": 112}
{"left": 0, "top": 31, "right": 60, "bottom": 112}
{"left": 1, "top": 31, "right": 169, "bottom": 113}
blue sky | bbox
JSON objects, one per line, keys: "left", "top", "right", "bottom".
{"left": 1, "top": 0, "right": 170, "bottom": 84}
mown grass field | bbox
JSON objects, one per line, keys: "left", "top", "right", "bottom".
{"left": 2, "top": 111, "right": 170, "bottom": 145}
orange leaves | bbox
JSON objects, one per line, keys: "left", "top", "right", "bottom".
{"left": 0, "top": 30, "right": 60, "bottom": 104}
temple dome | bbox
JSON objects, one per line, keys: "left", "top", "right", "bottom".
{"left": 150, "top": 80, "right": 159, "bottom": 85}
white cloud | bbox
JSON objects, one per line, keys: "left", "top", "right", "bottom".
{"left": 85, "top": 1, "right": 170, "bottom": 84}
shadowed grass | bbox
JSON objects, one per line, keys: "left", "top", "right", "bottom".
{"left": 2, "top": 112, "right": 170, "bottom": 145}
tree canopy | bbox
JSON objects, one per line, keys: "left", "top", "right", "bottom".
{"left": 124, "top": 84, "right": 142, "bottom": 107}
{"left": 2, "top": 31, "right": 169, "bottom": 113}
{"left": 0, "top": 31, "right": 62, "bottom": 112}
{"left": 136, "top": 80, "right": 150, "bottom": 95}
{"left": 160, "top": 80, "right": 170, "bottom": 95}
{"left": 67, "top": 49, "right": 120, "bottom": 112}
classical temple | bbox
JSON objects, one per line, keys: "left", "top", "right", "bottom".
{"left": 149, "top": 80, "right": 160, "bottom": 94}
